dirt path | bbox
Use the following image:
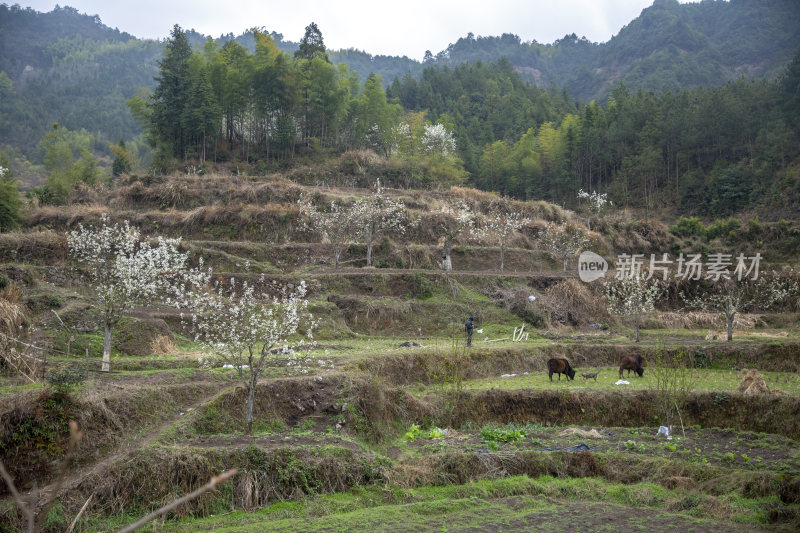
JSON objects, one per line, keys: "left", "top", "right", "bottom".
{"left": 32, "top": 383, "right": 236, "bottom": 507}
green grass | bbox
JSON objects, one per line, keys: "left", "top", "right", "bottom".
{"left": 407, "top": 366, "right": 800, "bottom": 396}
{"left": 0, "top": 381, "right": 45, "bottom": 398}
{"left": 148, "top": 475, "right": 788, "bottom": 532}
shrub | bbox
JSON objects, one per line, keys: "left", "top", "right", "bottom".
{"left": 46, "top": 365, "right": 86, "bottom": 394}
{"left": 408, "top": 273, "right": 434, "bottom": 299}
{"left": 670, "top": 216, "right": 705, "bottom": 239}
{"left": 24, "top": 293, "right": 65, "bottom": 313}
{"left": 704, "top": 218, "right": 740, "bottom": 242}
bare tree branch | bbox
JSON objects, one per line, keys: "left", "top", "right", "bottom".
{"left": 117, "top": 469, "right": 238, "bottom": 533}
{"left": 0, "top": 458, "right": 34, "bottom": 533}
{"left": 35, "top": 420, "right": 83, "bottom": 531}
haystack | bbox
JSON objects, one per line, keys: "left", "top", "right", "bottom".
{"left": 735, "top": 369, "right": 771, "bottom": 395}
{"left": 557, "top": 428, "right": 605, "bottom": 439}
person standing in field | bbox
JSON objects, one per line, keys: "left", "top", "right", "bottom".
{"left": 465, "top": 316, "right": 475, "bottom": 347}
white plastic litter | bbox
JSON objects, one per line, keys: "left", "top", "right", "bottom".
{"left": 614, "top": 379, "right": 630, "bottom": 385}
{"left": 528, "top": 295, "right": 537, "bottom": 301}
{"left": 222, "top": 364, "right": 249, "bottom": 369}
{"left": 501, "top": 373, "right": 517, "bottom": 378}
{"left": 477, "top": 329, "right": 483, "bottom": 334}
{"left": 657, "top": 426, "right": 670, "bottom": 437}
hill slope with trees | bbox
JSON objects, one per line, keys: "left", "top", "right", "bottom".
{"left": 2, "top": 0, "right": 799, "bottom": 158}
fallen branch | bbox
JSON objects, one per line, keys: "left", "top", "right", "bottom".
{"left": 66, "top": 493, "right": 93, "bottom": 533}
{"left": 117, "top": 469, "right": 238, "bottom": 533}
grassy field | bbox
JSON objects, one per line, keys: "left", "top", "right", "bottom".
{"left": 418, "top": 367, "right": 800, "bottom": 395}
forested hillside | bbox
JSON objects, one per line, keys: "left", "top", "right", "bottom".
{"left": 1, "top": 1, "right": 800, "bottom": 219}
{"left": 2, "top": 0, "right": 799, "bottom": 157}
{"left": 438, "top": 0, "right": 800, "bottom": 101}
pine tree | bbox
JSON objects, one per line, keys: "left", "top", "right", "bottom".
{"left": 151, "top": 25, "right": 192, "bottom": 160}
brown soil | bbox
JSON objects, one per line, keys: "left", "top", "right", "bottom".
{"left": 184, "top": 433, "right": 367, "bottom": 454}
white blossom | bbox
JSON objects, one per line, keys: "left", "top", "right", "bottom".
{"left": 176, "top": 276, "right": 315, "bottom": 432}
{"left": 605, "top": 276, "right": 662, "bottom": 342}
{"left": 298, "top": 196, "right": 360, "bottom": 269}
{"left": 433, "top": 200, "right": 475, "bottom": 271}
{"left": 484, "top": 201, "right": 530, "bottom": 272}
{"left": 577, "top": 189, "right": 611, "bottom": 230}
{"left": 540, "top": 222, "right": 589, "bottom": 272}
{"left": 68, "top": 215, "right": 203, "bottom": 371}
{"left": 681, "top": 273, "right": 798, "bottom": 341}
{"left": 422, "top": 123, "right": 457, "bottom": 157}
{"left": 350, "top": 181, "right": 407, "bottom": 266}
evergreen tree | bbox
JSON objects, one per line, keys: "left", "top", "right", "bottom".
{"left": 151, "top": 25, "right": 193, "bottom": 161}
{"left": 181, "top": 55, "right": 220, "bottom": 162}
{"left": 294, "top": 22, "right": 329, "bottom": 62}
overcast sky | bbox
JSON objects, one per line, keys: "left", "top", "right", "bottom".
{"left": 19, "top": 1, "right": 692, "bottom": 60}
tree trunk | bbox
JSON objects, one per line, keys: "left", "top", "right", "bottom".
{"left": 441, "top": 238, "right": 453, "bottom": 271}
{"left": 562, "top": 254, "right": 568, "bottom": 272}
{"left": 727, "top": 312, "right": 735, "bottom": 342}
{"left": 245, "top": 381, "right": 255, "bottom": 434}
{"left": 102, "top": 321, "right": 112, "bottom": 372}
{"left": 333, "top": 246, "right": 341, "bottom": 269}
{"left": 634, "top": 322, "right": 641, "bottom": 342}
{"left": 366, "top": 236, "right": 374, "bottom": 267}
{"left": 499, "top": 244, "right": 505, "bottom": 272}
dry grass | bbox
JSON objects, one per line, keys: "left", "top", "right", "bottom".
{"left": 0, "top": 296, "right": 28, "bottom": 379}
{"left": 736, "top": 369, "right": 772, "bottom": 395}
{"left": 0, "top": 299, "right": 25, "bottom": 332}
{"left": 655, "top": 311, "right": 761, "bottom": 330}
{"left": 151, "top": 335, "right": 178, "bottom": 356}
{"left": 541, "top": 279, "right": 609, "bottom": 327}
{"left": 556, "top": 428, "right": 606, "bottom": 439}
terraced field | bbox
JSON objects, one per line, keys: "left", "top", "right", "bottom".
{"left": 1, "top": 177, "right": 799, "bottom": 532}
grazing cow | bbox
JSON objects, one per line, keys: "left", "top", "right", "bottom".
{"left": 547, "top": 358, "right": 576, "bottom": 381}
{"left": 619, "top": 354, "right": 644, "bottom": 377}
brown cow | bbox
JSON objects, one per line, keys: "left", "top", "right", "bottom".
{"left": 547, "top": 358, "right": 576, "bottom": 381}
{"left": 619, "top": 354, "right": 644, "bottom": 377}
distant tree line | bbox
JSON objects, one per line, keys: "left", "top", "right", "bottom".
{"left": 390, "top": 52, "right": 800, "bottom": 217}
{"left": 131, "top": 24, "right": 403, "bottom": 165}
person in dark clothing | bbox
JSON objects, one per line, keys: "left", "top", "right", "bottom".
{"left": 465, "top": 316, "right": 474, "bottom": 347}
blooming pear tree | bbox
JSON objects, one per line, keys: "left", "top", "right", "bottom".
{"left": 421, "top": 123, "right": 457, "bottom": 158}
{"left": 682, "top": 274, "right": 797, "bottom": 342}
{"left": 180, "top": 276, "right": 314, "bottom": 433}
{"left": 605, "top": 276, "right": 663, "bottom": 342}
{"left": 68, "top": 215, "right": 197, "bottom": 371}
{"left": 432, "top": 200, "right": 476, "bottom": 271}
{"left": 577, "top": 189, "right": 611, "bottom": 231}
{"left": 484, "top": 202, "right": 530, "bottom": 272}
{"left": 351, "top": 182, "right": 407, "bottom": 266}
{"left": 540, "top": 221, "right": 589, "bottom": 272}
{"left": 298, "top": 196, "right": 359, "bottom": 269}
